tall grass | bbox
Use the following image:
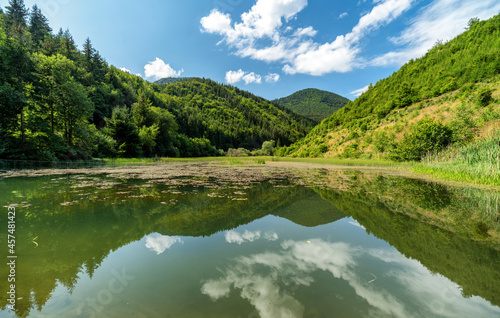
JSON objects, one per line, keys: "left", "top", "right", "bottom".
{"left": 416, "top": 131, "right": 500, "bottom": 185}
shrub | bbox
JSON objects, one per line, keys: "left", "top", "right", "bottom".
{"left": 476, "top": 87, "right": 493, "bottom": 106}
{"left": 392, "top": 118, "right": 453, "bottom": 161}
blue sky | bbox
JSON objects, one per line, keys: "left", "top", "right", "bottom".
{"left": 18, "top": 0, "right": 500, "bottom": 100}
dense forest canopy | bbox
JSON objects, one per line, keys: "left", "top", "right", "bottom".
{"left": 273, "top": 88, "right": 350, "bottom": 122}
{"left": 0, "top": 0, "right": 314, "bottom": 160}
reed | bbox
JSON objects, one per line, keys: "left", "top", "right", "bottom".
{"left": 417, "top": 131, "right": 500, "bottom": 185}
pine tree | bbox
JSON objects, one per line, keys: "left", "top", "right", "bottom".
{"left": 29, "top": 5, "right": 52, "bottom": 51}
{"left": 82, "top": 37, "right": 96, "bottom": 72}
{"left": 5, "top": 0, "right": 29, "bottom": 30}
{"left": 4, "top": 0, "right": 31, "bottom": 48}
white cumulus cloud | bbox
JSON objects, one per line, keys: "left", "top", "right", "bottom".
{"left": 225, "top": 70, "right": 262, "bottom": 85}
{"left": 265, "top": 73, "right": 280, "bottom": 83}
{"left": 201, "top": 0, "right": 415, "bottom": 76}
{"left": 370, "top": 0, "right": 500, "bottom": 67}
{"left": 144, "top": 57, "right": 183, "bottom": 80}
{"left": 119, "top": 67, "right": 131, "bottom": 73}
{"left": 350, "top": 85, "right": 370, "bottom": 97}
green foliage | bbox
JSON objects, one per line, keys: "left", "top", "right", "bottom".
{"left": 421, "top": 130, "right": 500, "bottom": 185}
{"left": 285, "top": 14, "right": 500, "bottom": 158}
{"left": 392, "top": 118, "right": 453, "bottom": 161}
{"left": 449, "top": 103, "right": 477, "bottom": 144}
{"left": 273, "top": 88, "right": 350, "bottom": 122}
{"left": 261, "top": 140, "right": 275, "bottom": 155}
{"left": 0, "top": 7, "right": 314, "bottom": 160}
{"left": 476, "top": 86, "right": 493, "bottom": 106}
{"left": 226, "top": 148, "right": 250, "bottom": 157}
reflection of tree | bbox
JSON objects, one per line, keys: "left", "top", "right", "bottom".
{"left": 309, "top": 171, "right": 500, "bottom": 308}
{"left": 0, "top": 175, "right": 341, "bottom": 317}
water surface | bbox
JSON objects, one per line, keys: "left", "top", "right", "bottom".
{"left": 0, "top": 164, "right": 499, "bottom": 317}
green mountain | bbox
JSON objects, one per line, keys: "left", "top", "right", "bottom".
{"left": 279, "top": 14, "right": 500, "bottom": 159}
{"left": 273, "top": 88, "right": 350, "bottom": 122}
{"left": 0, "top": 4, "right": 314, "bottom": 160}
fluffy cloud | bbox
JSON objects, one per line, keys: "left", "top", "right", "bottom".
{"left": 350, "top": 84, "right": 370, "bottom": 97}
{"left": 144, "top": 58, "right": 183, "bottom": 80}
{"left": 203, "top": 0, "right": 500, "bottom": 76}
{"left": 225, "top": 70, "right": 263, "bottom": 85}
{"left": 265, "top": 73, "right": 280, "bottom": 83}
{"left": 225, "top": 69, "right": 245, "bottom": 84}
{"left": 201, "top": 0, "right": 414, "bottom": 76}
{"left": 370, "top": 0, "right": 500, "bottom": 67}
{"left": 283, "top": 0, "right": 414, "bottom": 75}
{"left": 119, "top": 67, "right": 131, "bottom": 73}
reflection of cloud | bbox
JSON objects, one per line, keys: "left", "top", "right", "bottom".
{"left": 145, "top": 233, "right": 183, "bottom": 254}
{"left": 202, "top": 239, "right": 500, "bottom": 318}
{"left": 264, "top": 232, "right": 279, "bottom": 241}
{"left": 225, "top": 230, "right": 279, "bottom": 244}
{"left": 242, "top": 230, "right": 261, "bottom": 242}
{"left": 225, "top": 230, "right": 261, "bottom": 244}
{"left": 349, "top": 220, "right": 366, "bottom": 230}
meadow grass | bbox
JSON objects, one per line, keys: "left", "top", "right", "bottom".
{"left": 415, "top": 131, "right": 500, "bottom": 186}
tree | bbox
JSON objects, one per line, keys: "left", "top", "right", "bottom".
{"left": 81, "top": 37, "right": 107, "bottom": 83}
{"left": 29, "top": 5, "right": 51, "bottom": 51}
{"left": 4, "top": 0, "right": 31, "bottom": 47}
{"left": 106, "top": 107, "right": 142, "bottom": 157}
{"left": 58, "top": 80, "right": 93, "bottom": 146}
{"left": 261, "top": 140, "right": 275, "bottom": 155}
{"left": 54, "top": 28, "right": 78, "bottom": 60}
{"left": 32, "top": 53, "right": 93, "bottom": 147}
{"left": 4, "top": 0, "right": 29, "bottom": 30}
{"left": 0, "top": 34, "right": 33, "bottom": 153}
{"left": 132, "top": 91, "right": 155, "bottom": 128}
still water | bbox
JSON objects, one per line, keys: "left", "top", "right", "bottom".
{"left": 0, "top": 163, "right": 499, "bottom": 317}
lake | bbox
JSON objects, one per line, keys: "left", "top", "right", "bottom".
{"left": 0, "top": 162, "right": 499, "bottom": 318}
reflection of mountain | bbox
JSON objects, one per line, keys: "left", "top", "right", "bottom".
{"left": 274, "top": 193, "right": 345, "bottom": 227}
{"left": 309, "top": 172, "right": 500, "bottom": 308}
{"left": 1, "top": 170, "right": 499, "bottom": 316}
{"left": 0, "top": 177, "right": 343, "bottom": 317}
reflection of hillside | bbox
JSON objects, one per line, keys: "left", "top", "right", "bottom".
{"left": 274, "top": 192, "right": 345, "bottom": 227}
{"left": 0, "top": 176, "right": 342, "bottom": 317}
{"left": 309, "top": 172, "right": 500, "bottom": 308}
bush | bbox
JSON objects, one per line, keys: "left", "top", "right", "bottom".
{"left": 476, "top": 87, "right": 493, "bottom": 106}
{"left": 392, "top": 118, "right": 453, "bottom": 161}
{"left": 227, "top": 148, "right": 250, "bottom": 157}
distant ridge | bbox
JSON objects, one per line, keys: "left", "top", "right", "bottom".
{"left": 273, "top": 88, "right": 350, "bottom": 122}
{"left": 155, "top": 77, "right": 199, "bottom": 85}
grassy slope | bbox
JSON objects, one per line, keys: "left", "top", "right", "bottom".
{"left": 281, "top": 14, "right": 500, "bottom": 158}
{"left": 276, "top": 14, "right": 500, "bottom": 186}
{"left": 273, "top": 88, "right": 350, "bottom": 122}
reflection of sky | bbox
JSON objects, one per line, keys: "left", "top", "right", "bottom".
{"left": 202, "top": 238, "right": 500, "bottom": 318}
{"left": 225, "top": 230, "right": 278, "bottom": 244}
{"left": 145, "top": 233, "right": 183, "bottom": 254}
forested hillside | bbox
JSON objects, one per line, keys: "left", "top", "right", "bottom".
{"left": 0, "top": 1, "right": 314, "bottom": 160}
{"left": 273, "top": 88, "right": 350, "bottom": 122}
{"left": 280, "top": 14, "right": 500, "bottom": 160}
{"left": 154, "top": 77, "right": 197, "bottom": 85}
